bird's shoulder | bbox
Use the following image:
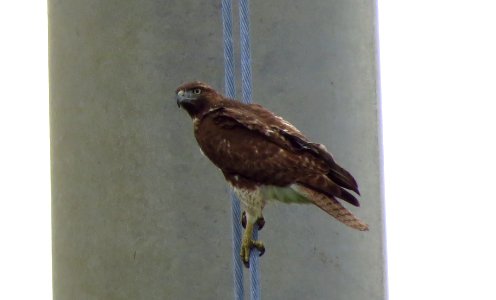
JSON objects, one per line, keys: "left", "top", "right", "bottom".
{"left": 200, "top": 100, "right": 307, "bottom": 141}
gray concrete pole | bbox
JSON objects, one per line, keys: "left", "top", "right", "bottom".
{"left": 49, "top": 1, "right": 385, "bottom": 299}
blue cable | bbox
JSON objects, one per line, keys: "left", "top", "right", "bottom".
{"left": 238, "top": 0, "right": 261, "bottom": 299}
{"left": 221, "top": 1, "right": 244, "bottom": 300}
{"left": 222, "top": 0, "right": 260, "bottom": 299}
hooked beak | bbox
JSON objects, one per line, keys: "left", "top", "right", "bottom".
{"left": 176, "top": 90, "right": 185, "bottom": 107}
{"left": 176, "top": 90, "right": 195, "bottom": 108}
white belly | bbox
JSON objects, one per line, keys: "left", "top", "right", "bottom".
{"left": 232, "top": 186, "right": 265, "bottom": 218}
{"left": 231, "top": 184, "right": 311, "bottom": 218}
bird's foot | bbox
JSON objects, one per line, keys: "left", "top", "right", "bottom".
{"left": 241, "top": 211, "right": 265, "bottom": 230}
{"left": 240, "top": 237, "right": 265, "bottom": 268}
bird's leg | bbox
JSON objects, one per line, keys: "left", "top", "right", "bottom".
{"left": 241, "top": 211, "right": 265, "bottom": 230}
{"left": 240, "top": 212, "right": 265, "bottom": 268}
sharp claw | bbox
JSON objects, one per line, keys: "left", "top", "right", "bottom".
{"left": 258, "top": 245, "right": 265, "bottom": 257}
{"left": 241, "top": 245, "right": 250, "bottom": 268}
{"left": 256, "top": 217, "right": 265, "bottom": 231}
{"left": 241, "top": 239, "right": 265, "bottom": 268}
{"left": 252, "top": 240, "right": 265, "bottom": 257}
{"left": 241, "top": 211, "right": 247, "bottom": 229}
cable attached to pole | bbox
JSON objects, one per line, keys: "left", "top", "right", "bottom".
{"left": 221, "top": 1, "right": 244, "bottom": 299}
{"left": 221, "top": 0, "right": 260, "bottom": 299}
{"left": 238, "top": 1, "right": 261, "bottom": 299}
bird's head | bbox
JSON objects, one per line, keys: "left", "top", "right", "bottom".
{"left": 175, "top": 81, "right": 223, "bottom": 118}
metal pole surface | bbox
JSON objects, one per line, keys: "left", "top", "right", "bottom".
{"left": 49, "top": 1, "right": 386, "bottom": 299}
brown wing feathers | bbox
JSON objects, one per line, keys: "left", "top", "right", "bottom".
{"left": 310, "top": 143, "right": 360, "bottom": 195}
{"left": 299, "top": 174, "right": 360, "bottom": 207}
{"left": 277, "top": 128, "right": 360, "bottom": 202}
{"left": 210, "top": 102, "right": 362, "bottom": 208}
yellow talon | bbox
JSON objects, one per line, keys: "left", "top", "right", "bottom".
{"left": 240, "top": 218, "right": 265, "bottom": 268}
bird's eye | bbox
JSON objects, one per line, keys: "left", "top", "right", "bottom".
{"left": 193, "top": 88, "right": 201, "bottom": 95}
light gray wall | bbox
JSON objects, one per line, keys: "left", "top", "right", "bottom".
{"left": 49, "top": 1, "right": 385, "bottom": 299}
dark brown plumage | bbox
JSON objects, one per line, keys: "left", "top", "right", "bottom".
{"left": 176, "top": 81, "right": 368, "bottom": 266}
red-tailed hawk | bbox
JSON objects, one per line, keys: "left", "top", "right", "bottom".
{"left": 176, "top": 81, "right": 368, "bottom": 267}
